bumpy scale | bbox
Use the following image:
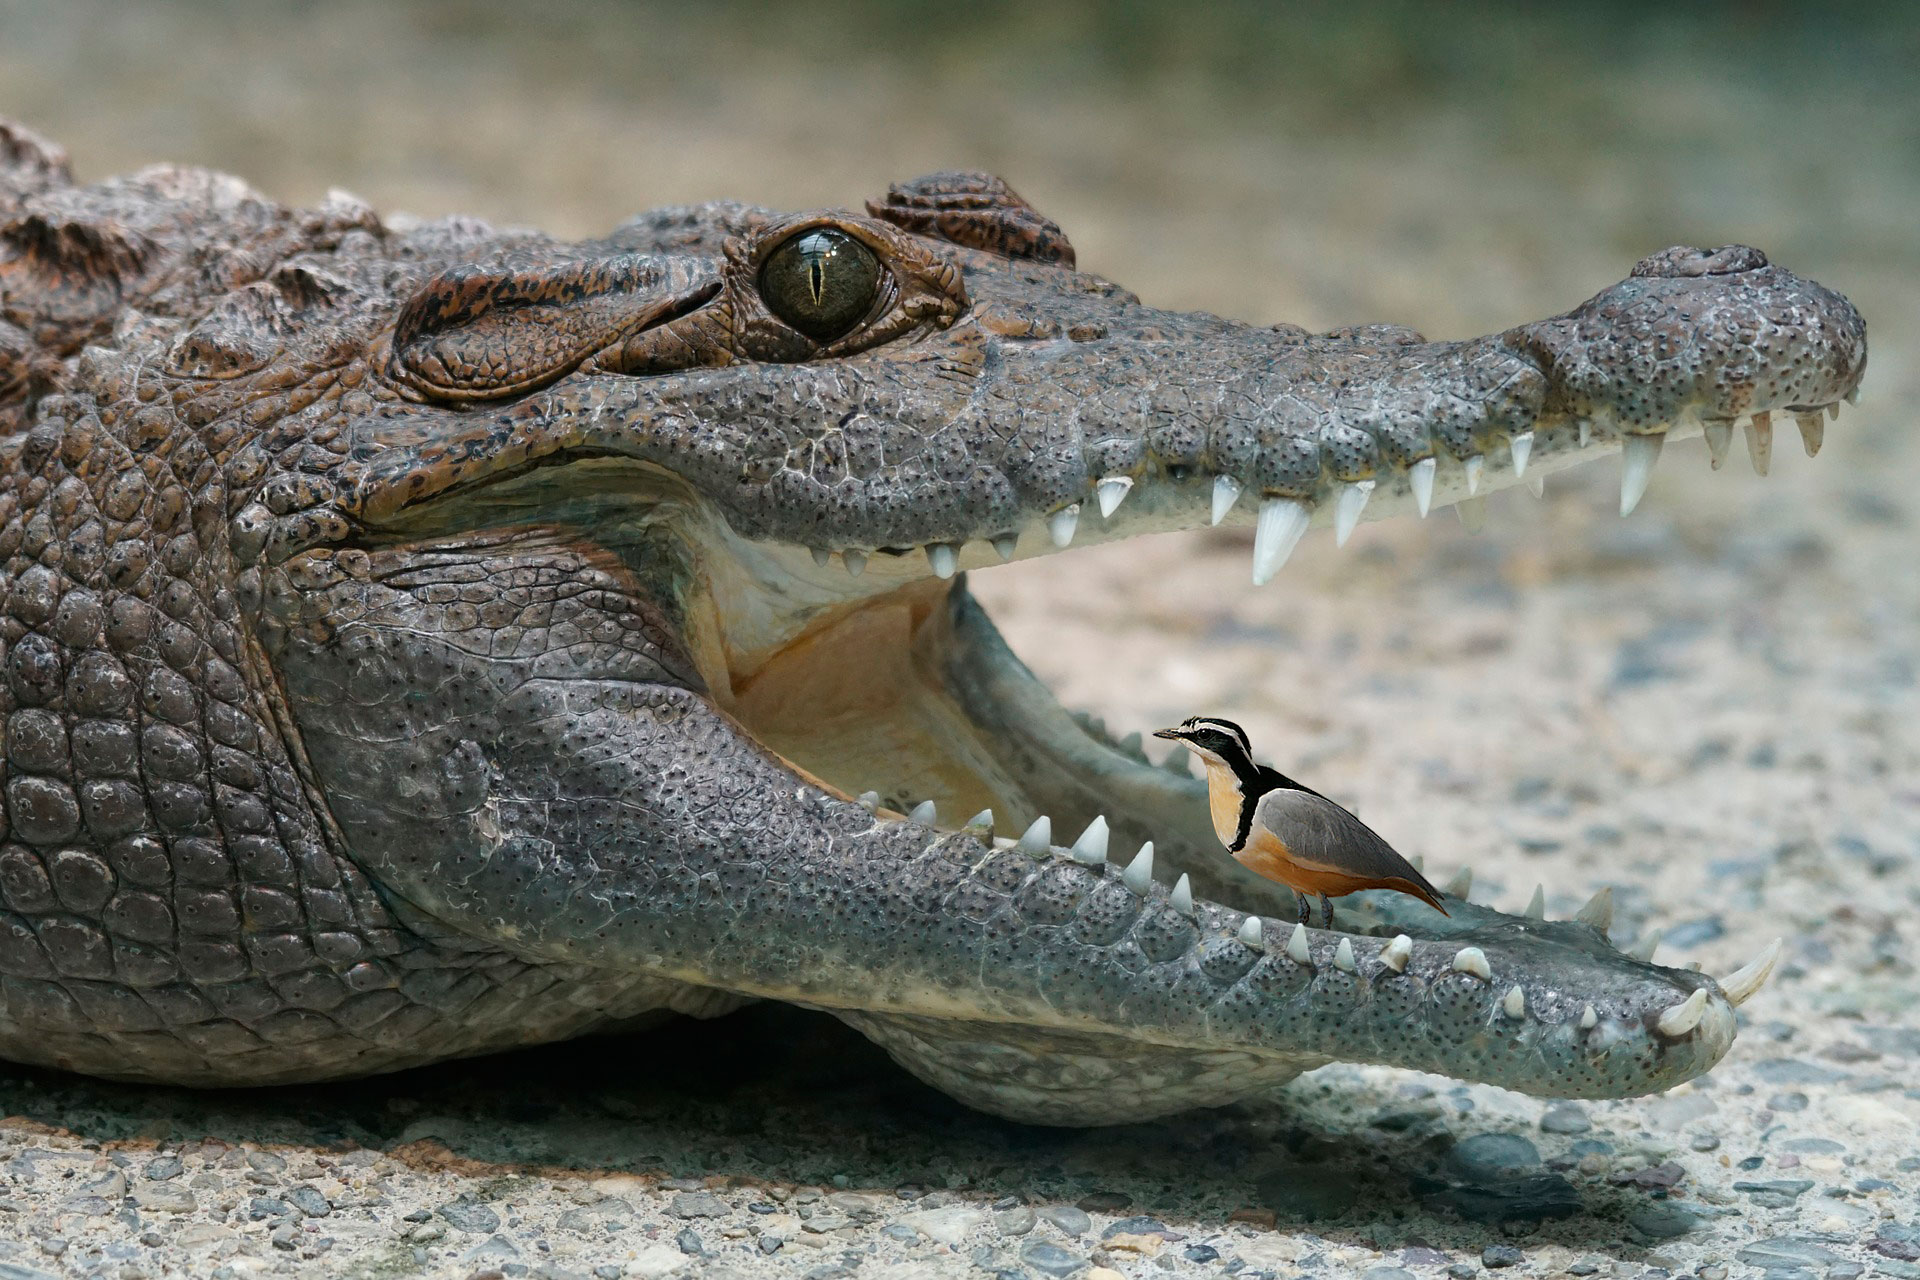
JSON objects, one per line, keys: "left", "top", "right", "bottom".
{"left": 0, "top": 121, "right": 1861, "bottom": 1123}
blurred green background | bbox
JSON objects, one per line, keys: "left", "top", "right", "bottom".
{"left": 2, "top": 0, "right": 1913, "bottom": 351}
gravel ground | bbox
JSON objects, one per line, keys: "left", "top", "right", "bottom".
{"left": 1, "top": 4, "right": 1916, "bottom": 1278}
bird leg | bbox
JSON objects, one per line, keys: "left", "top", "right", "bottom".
{"left": 1319, "top": 894, "right": 1334, "bottom": 930}
{"left": 1294, "top": 891, "right": 1313, "bottom": 925}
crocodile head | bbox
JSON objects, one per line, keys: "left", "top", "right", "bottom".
{"left": 0, "top": 138, "right": 1865, "bottom": 1123}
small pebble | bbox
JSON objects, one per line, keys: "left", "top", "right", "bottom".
{"left": 1482, "top": 1245, "right": 1525, "bottom": 1268}
{"left": 1540, "top": 1104, "right": 1591, "bottom": 1134}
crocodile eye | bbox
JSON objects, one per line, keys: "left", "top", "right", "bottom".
{"left": 759, "top": 229, "right": 882, "bottom": 342}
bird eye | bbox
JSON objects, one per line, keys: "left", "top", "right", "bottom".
{"left": 759, "top": 228, "right": 882, "bottom": 342}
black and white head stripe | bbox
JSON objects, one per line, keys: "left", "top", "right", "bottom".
{"left": 1176, "top": 715, "right": 1251, "bottom": 755}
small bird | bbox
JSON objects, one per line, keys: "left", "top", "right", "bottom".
{"left": 1153, "top": 715, "right": 1449, "bottom": 927}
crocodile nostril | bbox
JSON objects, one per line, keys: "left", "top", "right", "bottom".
{"left": 1630, "top": 244, "right": 1770, "bottom": 279}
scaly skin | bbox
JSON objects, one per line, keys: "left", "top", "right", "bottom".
{"left": 0, "top": 122, "right": 1865, "bottom": 1123}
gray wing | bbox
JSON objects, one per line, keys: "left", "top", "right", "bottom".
{"left": 1251, "top": 788, "right": 1427, "bottom": 884}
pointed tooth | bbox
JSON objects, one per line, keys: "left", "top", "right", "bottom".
{"left": 1845, "top": 386, "right": 1859, "bottom": 404}
{"left": 1703, "top": 420, "right": 1733, "bottom": 470}
{"left": 1251, "top": 497, "right": 1311, "bottom": 586}
{"left": 1524, "top": 885, "right": 1546, "bottom": 920}
{"left": 1744, "top": 414, "right": 1773, "bottom": 476}
{"left": 1524, "top": 470, "right": 1545, "bottom": 499}
{"left": 907, "top": 800, "right": 937, "bottom": 826}
{"left": 1121, "top": 841, "right": 1155, "bottom": 895}
{"left": 1286, "top": 923, "right": 1312, "bottom": 966}
{"left": 1795, "top": 411, "right": 1824, "bottom": 457}
{"left": 1334, "top": 938, "right": 1356, "bottom": 972}
{"left": 1826, "top": 401, "right": 1839, "bottom": 420}
{"left": 1509, "top": 432, "right": 1534, "bottom": 479}
{"left": 1237, "top": 916, "right": 1264, "bottom": 949}
{"left": 926, "top": 543, "right": 958, "bottom": 579}
{"left": 1169, "top": 873, "right": 1194, "bottom": 916}
{"left": 1451, "top": 946, "right": 1491, "bottom": 980}
{"left": 1573, "top": 887, "right": 1614, "bottom": 932}
{"left": 1501, "top": 985, "right": 1526, "bottom": 1019}
{"left": 1409, "top": 854, "right": 1424, "bottom": 873}
{"left": 991, "top": 534, "right": 1018, "bottom": 562}
{"left": 1631, "top": 928, "right": 1663, "bottom": 963}
{"left": 1464, "top": 454, "right": 1484, "bottom": 496}
{"left": 1095, "top": 475, "right": 1134, "bottom": 518}
{"left": 1047, "top": 503, "right": 1080, "bottom": 548}
{"left": 1578, "top": 419, "right": 1592, "bottom": 449}
{"left": 1333, "top": 480, "right": 1374, "bottom": 547}
{"left": 1579, "top": 1003, "right": 1598, "bottom": 1030}
{"left": 1210, "top": 475, "right": 1243, "bottom": 526}
{"left": 1717, "top": 938, "right": 1783, "bottom": 1007}
{"left": 1410, "top": 457, "right": 1436, "bottom": 517}
{"left": 1118, "top": 731, "right": 1143, "bottom": 758}
{"left": 856, "top": 790, "right": 880, "bottom": 812}
{"left": 1069, "top": 815, "right": 1110, "bottom": 864}
{"left": 842, "top": 549, "right": 867, "bottom": 577}
{"left": 810, "top": 546, "right": 832, "bottom": 568}
{"left": 1655, "top": 988, "right": 1709, "bottom": 1037}
{"left": 1159, "top": 745, "right": 1192, "bottom": 776}
{"left": 1443, "top": 867, "right": 1472, "bottom": 900}
{"left": 1014, "top": 816, "right": 1052, "bottom": 857}
{"left": 1455, "top": 496, "right": 1486, "bottom": 534}
{"left": 1619, "top": 434, "right": 1663, "bottom": 516}
{"left": 1379, "top": 934, "right": 1412, "bottom": 974}
{"left": 964, "top": 809, "right": 994, "bottom": 836}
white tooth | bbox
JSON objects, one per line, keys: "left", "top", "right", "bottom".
{"left": 1717, "top": 938, "right": 1783, "bottom": 1007}
{"left": 843, "top": 549, "right": 868, "bottom": 577}
{"left": 1655, "top": 988, "right": 1709, "bottom": 1037}
{"left": 1524, "top": 885, "right": 1546, "bottom": 920}
{"left": 1524, "top": 470, "right": 1545, "bottom": 499}
{"left": 1238, "top": 916, "right": 1264, "bottom": 949}
{"left": 1122, "top": 841, "right": 1155, "bottom": 894}
{"left": 1826, "top": 401, "right": 1839, "bottom": 420}
{"left": 1380, "top": 934, "right": 1412, "bottom": 973}
{"left": 1095, "top": 475, "right": 1134, "bottom": 518}
{"left": 1574, "top": 887, "right": 1614, "bottom": 932}
{"left": 1631, "top": 928, "right": 1663, "bottom": 963}
{"left": 1579, "top": 1003, "right": 1598, "bottom": 1030}
{"left": 1210, "top": 474, "right": 1243, "bottom": 526}
{"left": 1451, "top": 946, "right": 1491, "bottom": 980}
{"left": 856, "top": 791, "right": 880, "bottom": 811}
{"left": 1333, "top": 480, "right": 1374, "bottom": 547}
{"left": 908, "top": 800, "right": 937, "bottom": 826}
{"left": 1444, "top": 867, "right": 1472, "bottom": 900}
{"left": 1015, "top": 816, "right": 1051, "bottom": 856}
{"left": 964, "top": 809, "right": 994, "bottom": 835}
{"left": 1744, "top": 414, "right": 1772, "bottom": 476}
{"left": 1509, "top": 432, "right": 1534, "bottom": 479}
{"left": 1455, "top": 496, "right": 1486, "bottom": 534}
{"left": 1619, "top": 434, "right": 1663, "bottom": 516}
{"left": 1464, "top": 454, "right": 1484, "bottom": 496}
{"left": 811, "top": 546, "right": 832, "bottom": 568}
{"left": 1048, "top": 504, "right": 1080, "bottom": 548}
{"left": 1795, "top": 411, "right": 1824, "bottom": 457}
{"left": 1286, "top": 923, "right": 1312, "bottom": 965}
{"left": 1846, "top": 386, "right": 1859, "bottom": 404}
{"left": 1334, "top": 938, "right": 1356, "bottom": 972}
{"left": 1702, "top": 420, "right": 1732, "bottom": 470}
{"left": 991, "top": 534, "right": 1018, "bottom": 562}
{"left": 1502, "top": 985, "right": 1526, "bottom": 1019}
{"left": 1159, "top": 745, "right": 1191, "bottom": 776}
{"left": 1070, "top": 815, "right": 1110, "bottom": 864}
{"left": 1251, "top": 497, "right": 1311, "bottom": 586}
{"left": 1170, "top": 873, "right": 1194, "bottom": 916}
{"left": 926, "top": 543, "right": 958, "bottom": 579}
{"left": 1410, "top": 457, "right": 1436, "bottom": 517}
{"left": 1578, "top": 419, "right": 1592, "bottom": 449}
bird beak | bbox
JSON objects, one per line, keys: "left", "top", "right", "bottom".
{"left": 1152, "top": 728, "right": 1183, "bottom": 741}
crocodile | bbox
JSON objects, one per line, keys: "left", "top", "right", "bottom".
{"left": 0, "top": 119, "right": 1865, "bottom": 1125}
